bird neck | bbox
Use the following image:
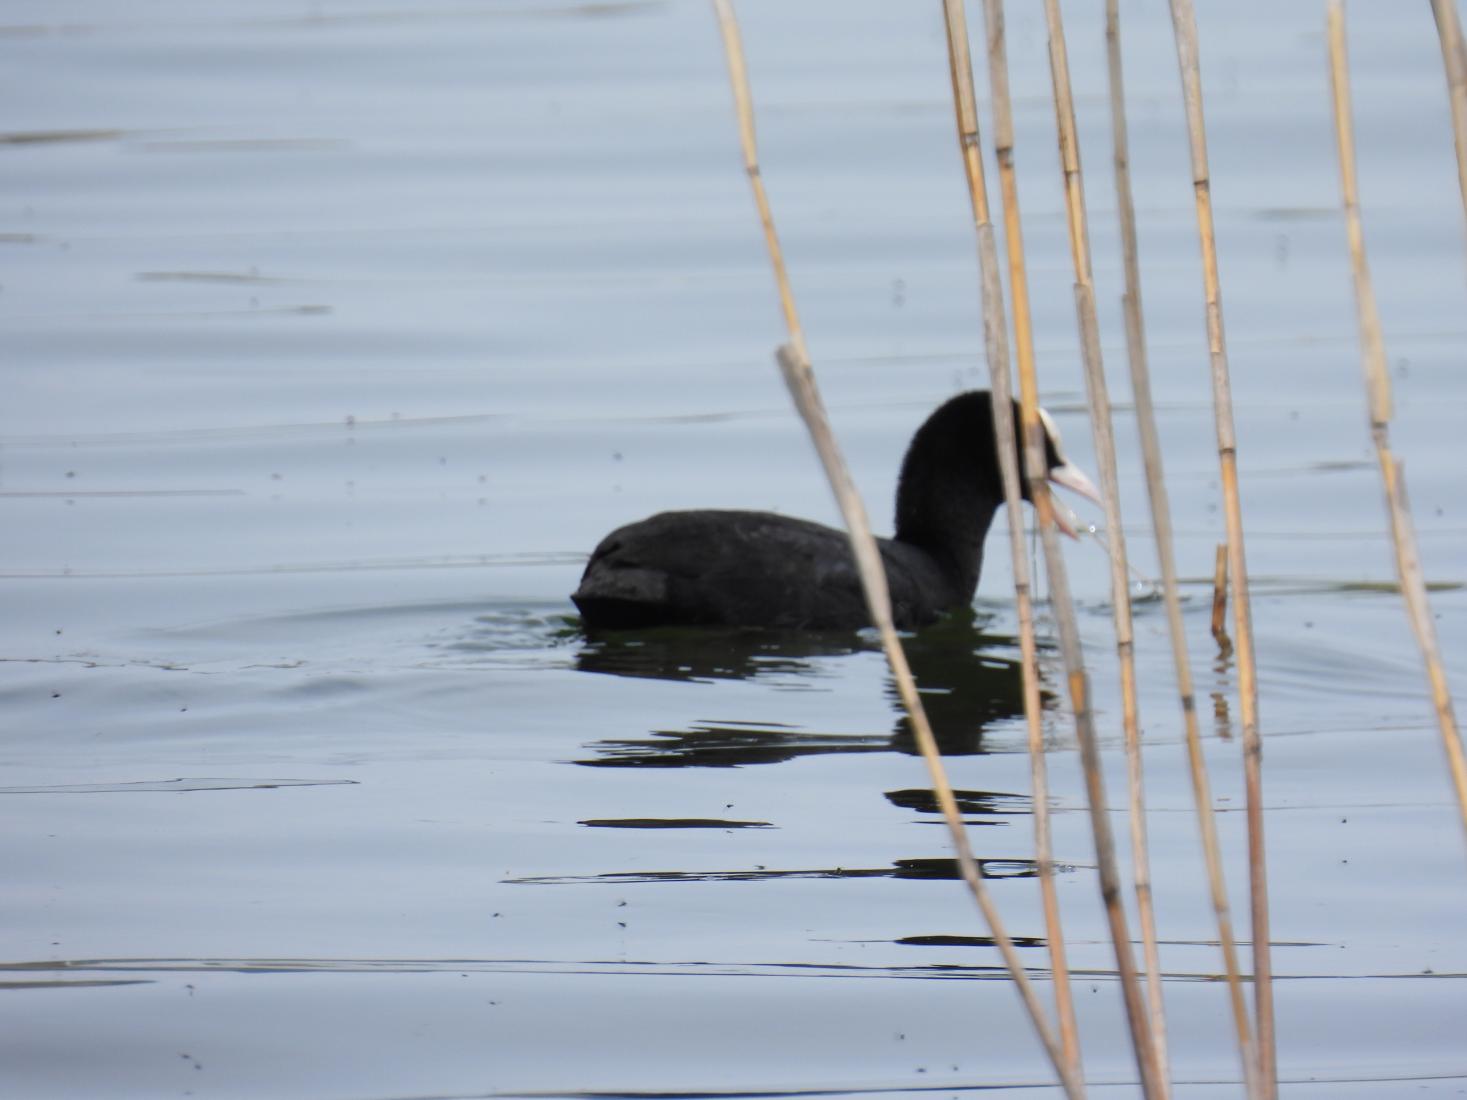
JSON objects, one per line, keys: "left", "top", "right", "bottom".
{"left": 893, "top": 485, "right": 1003, "bottom": 601}
{"left": 892, "top": 392, "right": 1013, "bottom": 603}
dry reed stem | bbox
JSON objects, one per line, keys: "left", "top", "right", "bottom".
{"left": 1039, "top": 5, "right": 1170, "bottom": 1092}
{"left": 1165, "top": 4, "right": 1276, "bottom": 1093}
{"left": 940, "top": 0, "right": 1083, "bottom": 1077}
{"left": 1430, "top": 0, "right": 1467, "bottom": 242}
{"left": 712, "top": 0, "right": 803, "bottom": 352}
{"left": 1102, "top": 3, "right": 1259, "bottom": 1093}
{"left": 709, "top": 4, "right": 1082, "bottom": 1094}
{"left": 1327, "top": 1, "right": 1467, "bottom": 840}
{"left": 980, "top": 2, "right": 1161, "bottom": 1096}
{"left": 774, "top": 353, "right": 1093, "bottom": 1094}
{"left": 1211, "top": 544, "right": 1232, "bottom": 653}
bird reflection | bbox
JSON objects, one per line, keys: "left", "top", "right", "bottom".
{"left": 573, "top": 610, "right": 1051, "bottom": 767}
{"left": 535, "top": 613, "right": 1079, "bottom": 921}
{"left": 507, "top": 856, "right": 1044, "bottom": 886}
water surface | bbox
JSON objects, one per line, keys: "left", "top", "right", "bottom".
{"left": 2, "top": 2, "right": 1465, "bottom": 1097}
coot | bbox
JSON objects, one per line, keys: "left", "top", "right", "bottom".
{"left": 572, "top": 391, "right": 1099, "bottom": 630}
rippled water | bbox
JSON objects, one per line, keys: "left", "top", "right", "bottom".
{"left": 3, "top": 2, "right": 1466, "bottom": 1097}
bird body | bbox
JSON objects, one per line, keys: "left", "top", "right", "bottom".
{"left": 572, "top": 392, "right": 1097, "bottom": 631}
{"left": 571, "top": 509, "right": 961, "bottom": 630}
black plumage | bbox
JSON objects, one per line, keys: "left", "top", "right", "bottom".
{"left": 571, "top": 391, "right": 1094, "bottom": 631}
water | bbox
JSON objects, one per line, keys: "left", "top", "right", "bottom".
{"left": 3, "top": 2, "right": 1465, "bottom": 1096}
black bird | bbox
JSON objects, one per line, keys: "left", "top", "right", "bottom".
{"left": 572, "top": 391, "right": 1100, "bottom": 631}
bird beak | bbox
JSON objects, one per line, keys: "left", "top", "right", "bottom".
{"left": 1047, "top": 462, "right": 1102, "bottom": 540}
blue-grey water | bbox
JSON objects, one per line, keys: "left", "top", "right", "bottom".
{"left": 2, "top": 2, "right": 1465, "bottom": 1097}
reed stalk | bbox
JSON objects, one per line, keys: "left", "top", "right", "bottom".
{"left": 710, "top": 4, "right": 1083, "bottom": 1095}
{"left": 940, "top": 0, "right": 1082, "bottom": 1078}
{"left": 1101, "top": 3, "right": 1260, "bottom": 1094}
{"left": 980, "top": 2, "right": 1161, "bottom": 1096}
{"left": 1038, "top": 5, "right": 1170, "bottom": 1092}
{"left": 1429, "top": 0, "right": 1467, "bottom": 241}
{"left": 1327, "top": 1, "right": 1467, "bottom": 840}
{"left": 1165, "top": 3, "right": 1275, "bottom": 1093}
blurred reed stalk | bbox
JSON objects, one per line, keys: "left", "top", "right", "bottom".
{"left": 709, "top": 3, "right": 1083, "bottom": 1095}
{"left": 979, "top": 2, "right": 1161, "bottom": 1096}
{"left": 1103, "top": 3, "right": 1258, "bottom": 1093}
{"left": 939, "top": 0, "right": 1083, "bottom": 1079}
{"left": 1327, "top": 1, "right": 1467, "bottom": 839}
{"left": 1429, "top": 0, "right": 1467, "bottom": 239}
{"left": 1038, "top": 3, "right": 1171, "bottom": 1091}
{"left": 1165, "top": 2, "right": 1276, "bottom": 1093}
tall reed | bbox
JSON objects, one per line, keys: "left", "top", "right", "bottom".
{"left": 710, "top": 3, "right": 1082, "bottom": 1094}
{"left": 1430, "top": 0, "right": 1467, "bottom": 238}
{"left": 1327, "top": 0, "right": 1467, "bottom": 840}
{"left": 979, "top": 2, "right": 1161, "bottom": 1096}
{"left": 1165, "top": 3, "right": 1276, "bottom": 1093}
{"left": 1038, "top": 4, "right": 1170, "bottom": 1091}
{"left": 1103, "top": 2, "right": 1258, "bottom": 1094}
{"left": 939, "top": 0, "right": 1082, "bottom": 1078}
